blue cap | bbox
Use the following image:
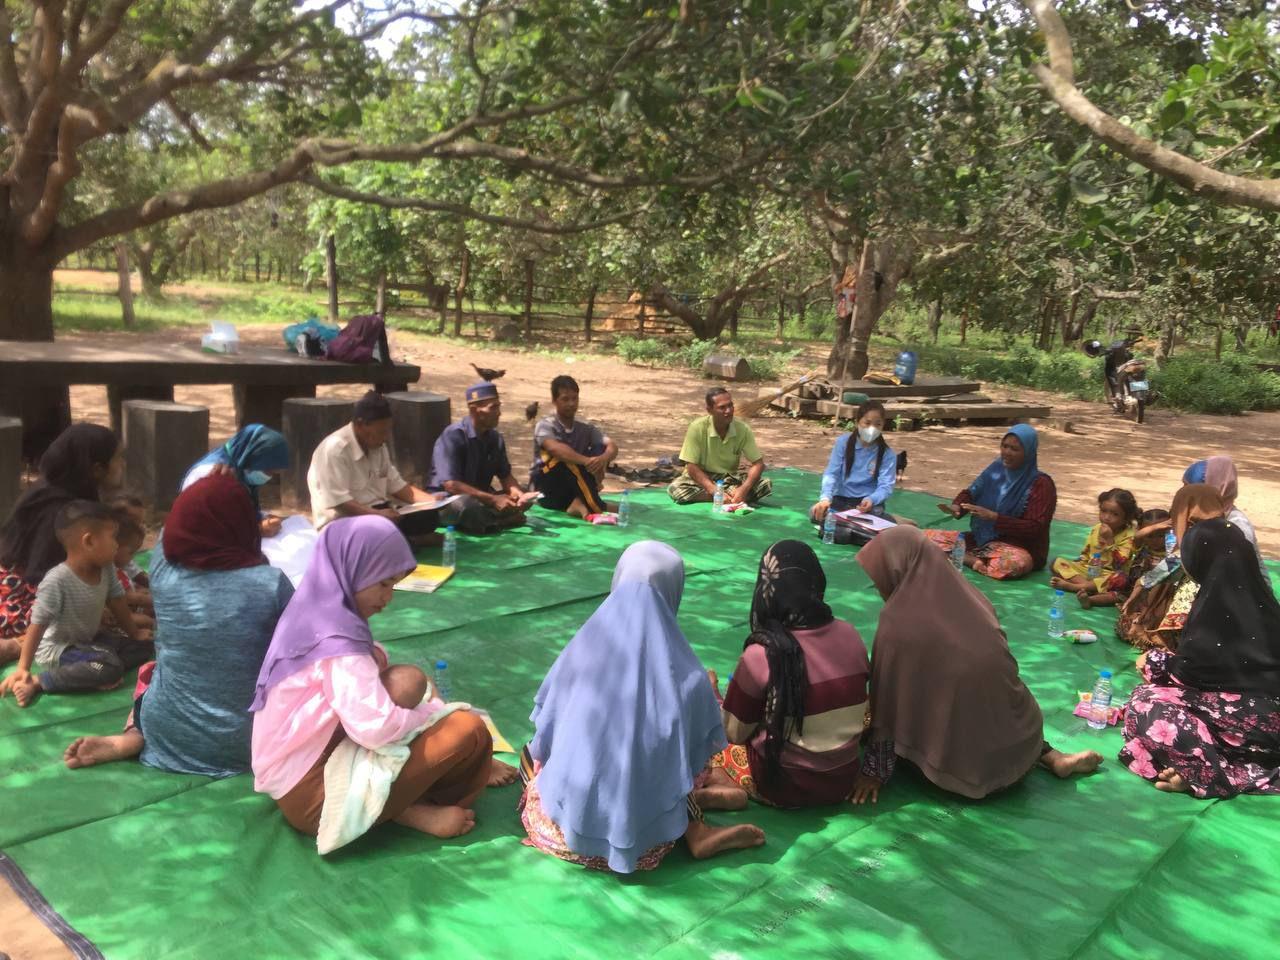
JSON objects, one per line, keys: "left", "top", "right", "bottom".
{"left": 1183, "top": 460, "right": 1207, "bottom": 484}
{"left": 466, "top": 382, "right": 499, "bottom": 403}
{"left": 1099, "top": 670, "right": 1112, "bottom": 679}
{"left": 435, "top": 660, "right": 447, "bottom": 670}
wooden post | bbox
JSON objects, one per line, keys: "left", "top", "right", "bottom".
{"left": 522, "top": 258, "right": 535, "bottom": 336}
{"left": 776, "top": 292, "right": 786, "bottom": 339}
{"left": 584, "top": 285, "right": 596, "bottom": 342}
{"left": 375, "top": 271, "right": 387, "bottom": 316}
{"left": 115, "top": 242, "right": 135, "bottom": 328}
{"left": 325, "top": 234, "right": 339, "bottom": 323}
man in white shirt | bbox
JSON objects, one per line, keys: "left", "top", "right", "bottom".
{"left": 307, "top": 392, "right": 441, "bottom": 545}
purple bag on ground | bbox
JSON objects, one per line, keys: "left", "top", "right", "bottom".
{"left": 324, "top": 313, "right": 390, "bottom": 364}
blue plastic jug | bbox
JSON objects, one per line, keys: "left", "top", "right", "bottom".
{"left": 893, "top": 350, "right": 919, "bottom": 385}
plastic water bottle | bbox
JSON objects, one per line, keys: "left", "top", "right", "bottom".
{"left": 441, "top": 526, "right": 457, "bottom": 569}
{"left": 1165, "top": 530, "right": 1177, "bottom": 555}
{"left": 822, "top": 510, "right": 836, "bottom": 545}
{"left": 950, "top": 537, "right": 966, "bottom": 571}
{"left": 712, "top": 480, "right": 725, "bottom": 515}
{"left": 617, "top": 490, "right": 631, "bottom": 528}
{"left": 1087, "top": 552, "right": 1102, "bottom": 580}
{"left": 434, "top": 660, "right": 452, "bottom": 701}
{"left": 1088, "top": 670, "right": 1113, "bottom": 730}
{"left": 1048, "top": 590, "right": 1066, "bottom": 639}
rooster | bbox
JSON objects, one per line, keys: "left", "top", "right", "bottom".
{"left": 471, "top": 362, "right": 505, "bottom": 381}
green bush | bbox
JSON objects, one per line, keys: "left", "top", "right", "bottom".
{"left": 615, "top": 336, "right": 800, "bottom": 381}
{"left": 916, "top": 344, "right": 1105, "bottom": 400}
{"left": 1153, "top": 356, "right": 1280, "bottom": 415}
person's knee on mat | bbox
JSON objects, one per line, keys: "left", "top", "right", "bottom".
{"left": 381, "top": 664, "right": 429, "bottom": 708}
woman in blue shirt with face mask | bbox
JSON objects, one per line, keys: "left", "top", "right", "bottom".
{"left": 810, "top": 400, "right": 898, "bottom": 524}
{"left": 181, "top": 424, "right": 290, "bottom": 537}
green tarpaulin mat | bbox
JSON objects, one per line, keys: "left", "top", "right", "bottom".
{"left": 2, "top": 468, "right": 1278, "bottom": 959}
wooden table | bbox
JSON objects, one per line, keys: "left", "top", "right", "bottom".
{"left": 0, "top": 340, "right": 421, "bottom": 434}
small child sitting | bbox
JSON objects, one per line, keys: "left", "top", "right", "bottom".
{"left": 108, "top": 508, "right": 154, "bottom": 629}
{"left": 106, "top": 495, "right": 150, "bottom": 589}
{"left": 1050, "top": 488, "right": 1140, "bottom": 608}
{"left": 0, "top": 501, "right": 155, "bottom": 707}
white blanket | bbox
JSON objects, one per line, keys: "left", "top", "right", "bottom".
{"left": 316, "top": 702, "right": 469, "bottom": 855}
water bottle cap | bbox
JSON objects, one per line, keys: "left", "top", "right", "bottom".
{"left": 716, "top": 479, "right": 724, "bottom": 487}
{"left": 1054, "top": 590, "right": 1064, "bottom": 597}
{"left": 435, "top": 660, "right": 447, "bottom": 669}
{"left": 1099, "top": 670, "right": 1112, "bottom": 679}
{"left": 446, "top": 526, "right": 455, "bottom": 532}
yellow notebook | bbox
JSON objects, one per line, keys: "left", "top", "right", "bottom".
{"left": 471, "top": 708, "right": 515, "bottom": 754}
{"left": 393, "top": 564, "right": 455, "bottom": 594}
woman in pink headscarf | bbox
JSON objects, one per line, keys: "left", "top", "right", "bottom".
{"left": 1203, "top": 456, "right": 1269, "bottom": 584}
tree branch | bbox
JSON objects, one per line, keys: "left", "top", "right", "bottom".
{"left": 1023, "top": 0, "right": 1280, "bottom": 212}
{"left": 302, "top": 172, "right": 648, "bottom": 234}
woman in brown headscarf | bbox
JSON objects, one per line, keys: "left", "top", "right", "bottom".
{"left": 851, "top": 525, "right": 1101, "bottom": 803}
{"left": 1115, "top": 484, "right": 1226, "bottom": 651}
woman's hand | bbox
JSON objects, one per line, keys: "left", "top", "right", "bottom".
{"left": 936, "top": 502, "right": 964, "bottom": 519}
{"left": 260, "top": 515, "right": 283, "bottom": 538}
{"left": 850, "top": 772, "right": 883, "bottom": 805}
{"left": 966, "top": 504, "right": 997, "bottom": 522}
{"left": 812, "top": 500, "right": 831, "bottom": 522}
{"left": 856, "top": 498, "right": 874, "bottom": 514}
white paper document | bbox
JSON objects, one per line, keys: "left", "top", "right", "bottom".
{"left": 261, "top": 514, "right": 319, "bottom": 586}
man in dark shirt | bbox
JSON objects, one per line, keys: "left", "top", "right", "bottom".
{"left": 429, "top": 382, "right": 532, "bottom": 533}
{"left": 530, "top": 375, "right": 619, "bottom": 519}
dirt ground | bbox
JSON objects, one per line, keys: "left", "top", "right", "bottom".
{"left": 57, "top": 324, "right": 1280, "bottom": 558}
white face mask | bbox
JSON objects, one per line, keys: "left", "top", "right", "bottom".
{"left": 858, "top": 426, "right": 882, "bottom": 445}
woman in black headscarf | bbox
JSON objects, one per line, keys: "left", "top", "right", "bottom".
{"left": 705, "top": 540, "right": 870, "bottom": 808}
{"left": 0, "top": 424, "right": 123, "bottom": 654}
{"left": 1119, "top": 517, "right": 1280, "bottom": 798}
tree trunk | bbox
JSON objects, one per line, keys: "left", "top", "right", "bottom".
{"left": 375, "top": 270, "right": 387, "bottom": 316}
{"left": 453, "top": 246, "right": 470, "bottom": 337}
{"left": 1215, "top": 324, "right": 1224, "bottom": 359}
{"left": 927, "top": 298, "right": 943, "bottom": 344}
{"left": 728, "top": 305, "right": 739, "bottom": 339}
{"left": 522, "top": 258, "right": 535, "bottom": 336}
{"left": 0, "top": 249, "right": 70, "bottom": 459}
{"left": 116, "top": 243, "right": 135, "bottom": 328}
{"left": 959, "top": 308, "right": 969, "bottom": 344}
{"left": 826, "top": 238, "right": 909, "bottom": 381}
{"left": 325, "top": 234, "right": 340, "bottom": 323}
{"left": 584, "top": 285, "right": 596, "bottom": 342}
{"left": 135, "top": 244, "right": 162, "bottom": 299}
{"left": 1061, "top": 289, "right": 1081, "bottom": 345}
{"left": 776, "top": 292, "right": 786, "bottom": 339}
{"left": 638, "top": 298, "right": 647, "bottom": 336}
{"left": 254, "top": 252, "right": 261, "bottom": 282}
{"left": 1156, "top": 312, "right": 1178, "bottom": 364}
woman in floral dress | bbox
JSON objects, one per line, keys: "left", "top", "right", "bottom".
{"left": 1120, "top": 518, "right": 1280, "bottom": 798}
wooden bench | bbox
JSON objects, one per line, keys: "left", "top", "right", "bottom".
{"left": 0, "top": 340, "right": 421, "bottom": 438}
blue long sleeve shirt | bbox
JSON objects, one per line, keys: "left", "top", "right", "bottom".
{"left": 820, "top": 434, "right": 897, "bottom": 504}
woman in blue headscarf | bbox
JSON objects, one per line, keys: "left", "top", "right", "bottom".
{"left": 181, "top": 425, "right": 290, "bottom": 536}
{"left": 519, "top": 541, "right": 766, "bottom": 873}
{"left": 924, "top": 424, "right": 1057, "bottom": 580}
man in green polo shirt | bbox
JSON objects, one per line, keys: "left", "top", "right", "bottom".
{"left": 668, "top": 387, "right": 772, "bottom": 505}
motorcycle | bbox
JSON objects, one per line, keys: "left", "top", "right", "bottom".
{"left": 1084, "top": 338, "right": 1152, "bottom": 424}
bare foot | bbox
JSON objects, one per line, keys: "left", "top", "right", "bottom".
{"left": 567, "top": 499, "right": 589, "bottom": 520}
{"left": 1077, "top": 590, "right": 1094, "bottom": 609}
{"left": 1155, "top": 767, "right": 1190, "bottom": 793}
{"left": 488, "top": 758, "right": 518, "bottom": 787}
{"left": 684, "top": 819, "right": 766, "bottom": 859}
{"left": 64, "top": 730, "right": 144, "bottom": 768}
{"left": 0, "top": 637, "right": 20, "bottom": 666}
{"left": 11, "top": 673, "right": 41, "bottom": 707}
{"left": 692, "top": 785, "right": 749, "bottom": 811}
{"left": 1049, "top": 576, "right": 1070, "bottom": 591}
{"left": 393, "top": 803, "right": 477, "bottom": 838}
{"left": 1042, "top": 748, "right": 1104, "bottom": 779}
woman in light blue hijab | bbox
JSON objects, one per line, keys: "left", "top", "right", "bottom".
{"left": 182, "top": 424, "right": 290, "bottom": 536}
{"left": 520, "top": 541, "right": 765, "bottom": 873}
{"left": 926, "top": 424, "right": 1058, "bottom": 580}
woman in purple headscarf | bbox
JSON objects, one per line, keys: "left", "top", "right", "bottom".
{"left": 518, "top": 540, "right": 766, "bottom": 873}
{"left": 250, "top": 516, "right": 497, "bottom": 842}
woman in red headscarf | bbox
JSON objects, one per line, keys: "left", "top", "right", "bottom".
{"left": 64, "top": 474, "right": 294, "bottom": 776}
